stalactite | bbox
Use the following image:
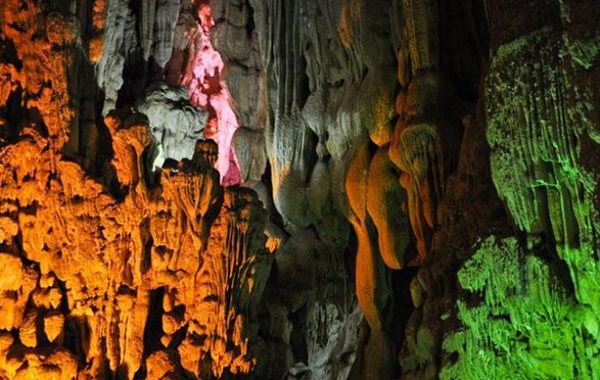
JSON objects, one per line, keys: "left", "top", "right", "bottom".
{"left": 96, "top": 0, "right": 132, "bottom": 116}
{"left": 389, "top": 0, "right": 447, "bottom": 262}
{"left": 367, "top": 146, "right": 410, "bottom": 270}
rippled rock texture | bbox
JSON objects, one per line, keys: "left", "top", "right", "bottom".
{"left": 1, "top": 0, "right": 600, "bottom": 379}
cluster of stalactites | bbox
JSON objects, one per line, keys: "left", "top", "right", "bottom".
{"left": 0, "top": 0, "right": 271, "bottom": 375}
{"left": 486, "top": 27, "right": 600, "bottom": 313}
{"left": 92, "top": 0, "right": 240, "bottom": 185}
{"left": 311, "top": 0, "right": 452, "bottom": 377}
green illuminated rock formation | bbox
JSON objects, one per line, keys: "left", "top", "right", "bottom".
{"left": 442, "top": 236, "right": 593, "bottom": 379}
{"left": 438, "top": 2, "right": 600, "bottom": 379}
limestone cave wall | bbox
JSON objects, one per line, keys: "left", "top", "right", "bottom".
{"left": 0, "top": 0, "right": 599, "bottom": 379}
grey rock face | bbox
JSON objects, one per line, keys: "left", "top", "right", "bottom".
{"left": 305, "top": 303, "right": 362, "bottom": 380}
{"left": 96, "top": 0, "right": 134, "bottom": 116}
{"left": 135, "top": 82, "right": 207, "bottom": 168}
{"left": 153, "top": 0, "right": 181, "bottom": 67}
{"left": 211, "top": 0, "right": 401, "bottom": 378}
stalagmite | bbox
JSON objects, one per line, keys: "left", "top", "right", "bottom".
{"left": 135, "top": 82, "right": 207, "bottom": 168}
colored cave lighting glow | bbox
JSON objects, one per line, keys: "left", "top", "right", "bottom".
{"left": 181, "top": 2, "right": 240, "bottom": 186}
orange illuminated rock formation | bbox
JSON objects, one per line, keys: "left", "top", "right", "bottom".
{"left": 0, "top": 3, "right": 270, "bottom": 378}
{"left": 0, "top": 110, "right": 271, "bottom": 377}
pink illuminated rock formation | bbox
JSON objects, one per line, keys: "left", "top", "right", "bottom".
{"left": 179, "top": 1, "right": 240, "bottom": 186}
